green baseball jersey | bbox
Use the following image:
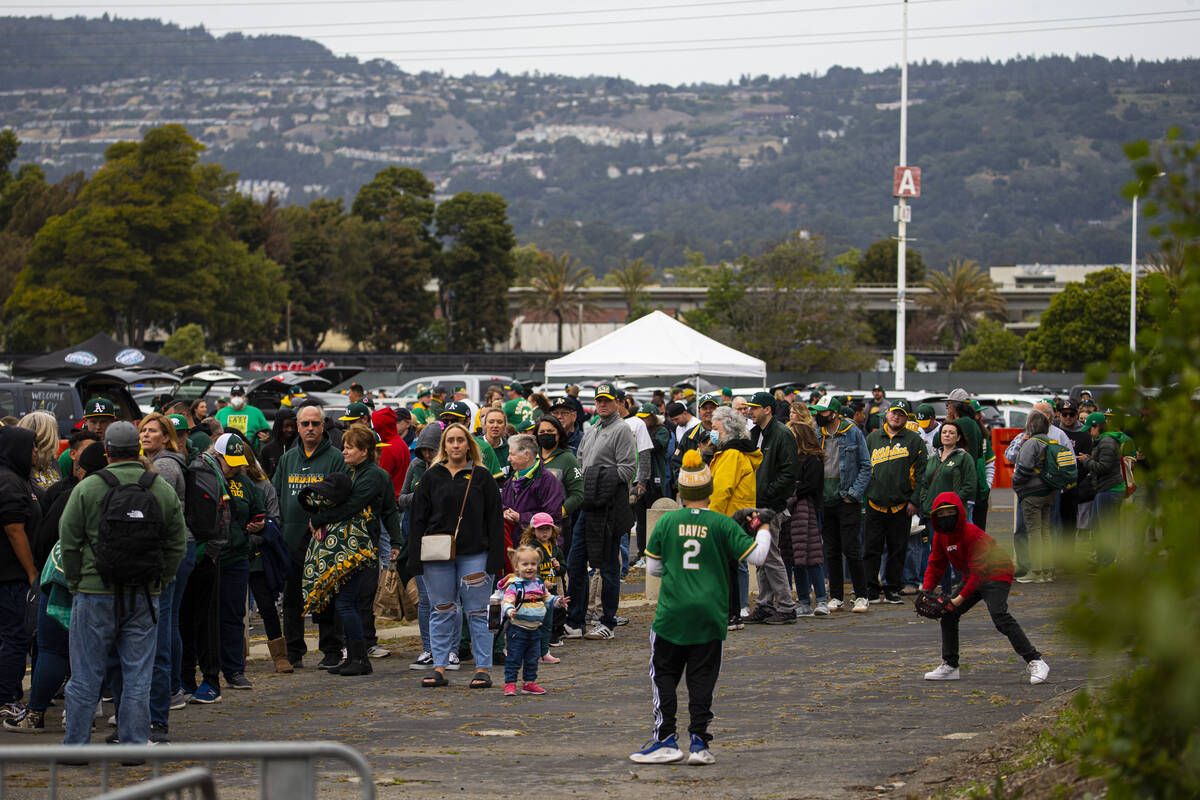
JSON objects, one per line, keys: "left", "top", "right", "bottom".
{"left": 216, "top": 404, "right": 270, "bottom": 442}
{"left": 504, "top": 397, "right": 533, "bottom": 427}
{"left": 645, "top": 507, "right": 756, "bottom": 646}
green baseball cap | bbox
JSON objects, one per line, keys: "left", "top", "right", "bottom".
{"left": 516, "top": 418, "right": 537, "bottom": 433}
{"left": 504, "top": 381, "right": 525, "bottom": 394}
{"left": 416, "top": 385, "right": 431, "bottom": 399}
{"left": 167, "top": 413, "right": 190, "bottom": 433}
{"left": 635, "top": 403, "right": 658, "bottom": 418}
{"left": 744, "top": 391, "right": 774, "bottom": 408}
{"left": 721, "top": 387, "right": 733, "bottom": 398}
{"left": 1084, "top": 411, "right": 1107, "bottom": 429}
{"left": 697, "top": 393, "right": 721, "bottom": 408}
{"left": 83, "top": 397, "right": 117, "bottom": 418}
{"left": 593, "top": 382, "right": 617, "bottom": 400}
{"left": 887, "top": 399, "right": 913, "bottom": 416}
{"left": 809, "top": 396, "right": 842, "bottom": 414}
{"left": 439, "top": 400, "right": 471, "bottom": 420}
{"left": 338, "top": 401, "right": 371, "bottom": 422}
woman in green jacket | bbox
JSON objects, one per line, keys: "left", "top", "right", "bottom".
{"left": 535, "top": 414, "right": 583, "bottom": 528}
{"left": 920, "top": 420, "right": 977, "bottom": 518}
{"left": 303, "top": 424, "right": 403, "bottom": 677}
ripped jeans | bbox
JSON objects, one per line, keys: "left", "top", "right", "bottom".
{"left": 423, "top": 552, "right": 493, "bottom": 669}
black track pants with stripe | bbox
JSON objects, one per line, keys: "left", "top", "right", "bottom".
{"left": 648, "top": 632, "right": 723, "bottom": 745}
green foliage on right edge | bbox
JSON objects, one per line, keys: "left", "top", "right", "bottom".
{"left": 1058, "top": 131, "right": 1200, "bottom": 798}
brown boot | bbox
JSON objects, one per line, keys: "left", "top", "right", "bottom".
{"left": 267, "top": 638, "right": 294, "bottom": 674}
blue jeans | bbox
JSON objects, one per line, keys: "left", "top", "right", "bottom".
{"left": 0, "top": 580, "right": 32, "bottom": 704}
{"left": 28, "top": 592, "right": 69, "bottom": 713}
{"left": 902, "top": 532, "right": 929, "bottom": 588}
{"left": 415, "top": 575, "right": 431, "bottom": 652}
{"left": 1093, "top": 490, "right": 1124, "bottom": 566}
{"left": 1012, "top": 502, "right": 1029, "bottom": 573}
{"left": 65, "top": 592, "right": 158, "bottom": 745}
{"left": 334, "top": 568, "right": 367, "bottom": 641}
{"left": 566, "top": 512, "right": 621, "bottom": 629}
{"left": 737, "top": 561, "right": 749, "bottom": 609}
{"left": 150, "top": 541, "right": 194, "bottom": 728}
{"left": 218, "top": 560, "right": 250, "bottom": 680}
{"left": 796, "top": 564, "right": 827, "bottom": 604}
{"left": 504, "top": 625, "right": 541, "bottom": 684}
{"left": 424, "top": 552, "right": 493, "bottom": 669}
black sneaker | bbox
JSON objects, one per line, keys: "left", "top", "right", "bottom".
{"left": 226, "top": 673, "right": 253, "bottom": 690}
{"left": 316, "top": 651, "right": 344, "bottom": 670}
{"left": 883, "top": 592, "right": 904, "bottom": 604}
{"left": 743, "top": 607, "right": 771, "bottom": 624}
{"left": 762, "top": 609, "right": 795, "bottom": 625}
{"left": 105, "top": 731, "right": 120, "bottom": 744}
{"left": 149, "top": 723, "right": 170, "bottom": 744}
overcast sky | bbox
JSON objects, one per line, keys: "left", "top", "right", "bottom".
{"left": 18, "top": 0, "right": 1200, "bottom": 84}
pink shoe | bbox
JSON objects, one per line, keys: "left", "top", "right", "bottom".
{"left": 539, "top": 654, "right": 560, "bottom": 664}
{"left": 503, "top": 683, "right": 517, "bottom": 696}
{"left": 521, "top": 682, "right": 547, "bottom": 695}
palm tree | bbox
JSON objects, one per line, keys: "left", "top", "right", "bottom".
{"left": 1142, "top": 240, "right": 1189, "bottom": 292}
{"left": 522, "top": 251, "right": 594, "bottom": 351}
{"left": 606, "top": 257, "right": 656, "bottom": 317}
{"left": 917, "top": 259, "right": 1007, "bottom": 351}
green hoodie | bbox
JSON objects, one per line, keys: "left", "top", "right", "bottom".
{"left": 271, "top": 435, "right": 348, "bottom": 553}
{"left": 221, "top": 472, "right": 265, "bottom": 565}
{"left": 542, "top": 447, "right": 584, "bottom": 517}
{"left": 59, "top": 461, "right": 187, "bottom": 595}
{"left": 307, "top": 461, "right": 403, "bottom": 549}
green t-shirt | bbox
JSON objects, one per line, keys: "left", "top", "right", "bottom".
{"left": 504, "top": 397, "right": 533, "bottom": 427}
{"left": 216, "top": 404, "right": 271, "bottom": 443}
{"left": 645, "top": 507, "right": 756, "bottom": 646}
{"left": 475, "top": 436, "right": 504, "bottom": 479}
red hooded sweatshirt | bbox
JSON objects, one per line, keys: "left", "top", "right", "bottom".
{"left": 372, "top": 407, "right": 411, "bottom": 498}
{"left": 921, "top": 491, "right": 1014, "bottom": 599}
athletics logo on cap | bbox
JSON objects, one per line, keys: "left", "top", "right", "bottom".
{"left": 594, "top": 383, "right": 617, "bottom": 400}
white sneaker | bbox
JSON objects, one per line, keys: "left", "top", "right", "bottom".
{"left": 814, "top": 602, "right": 830, "bottom": 616}
{"left": 367, "top": 645, "right": 390, "bottom": 658}
{"left": 446, "top": 652, "right": 461, "bottom": 670}
{"left": 629, "top": 734, "right": 686, "bottom": 764}
{"left": 852, "top": 597, "right": 869, "bottom": 613}
{"left": 563, "top": 624, "right": 583, "bottom": 639}
{"left": 826, "top": 598, "right": 844, "bottom": 612}
{"left": 924, "top": 663, "right": 961, "bottom": 681}
{"left": 584, "top": 623, "right": 614, "bottom": 640}
{"left": 739, "top": 607, "right": 750, "bottom": 618}
{"left": 1028, "top": 659, "right": 1050, "bottom": 685}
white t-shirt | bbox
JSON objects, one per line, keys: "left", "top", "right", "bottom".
{"left": 624, "top": 415, "right": 654, "bottom": 452}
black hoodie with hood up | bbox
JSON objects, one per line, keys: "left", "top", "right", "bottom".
{"left": 0, "top": 426, "right": 43, "bottom": 583}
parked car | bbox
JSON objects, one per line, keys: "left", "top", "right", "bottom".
{"left": 389, "top": 374, "right": 516, "bottom": 405}
{"left": 0, "top": 371, "right": 143, "bottom": 437}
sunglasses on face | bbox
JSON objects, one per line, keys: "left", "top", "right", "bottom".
{"left": 298, "top": 420, "right": 322, "bottom": 427}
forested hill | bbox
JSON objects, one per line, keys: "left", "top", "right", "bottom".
{"left": 7, "top": 16, "right": 1199, "bottom": 269}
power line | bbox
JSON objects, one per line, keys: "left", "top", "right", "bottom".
{"left": 7, "top": 12, "right": 1200, "bottom": 65}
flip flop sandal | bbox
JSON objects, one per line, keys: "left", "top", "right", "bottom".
{"left": 469, "top": 671, "right": 492, "bottom": 689}
{"left": 421, "top": 672, "right": 448, "bottom": 688}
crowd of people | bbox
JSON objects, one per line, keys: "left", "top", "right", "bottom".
{"left": 0, "top": 375, "right": 1138, "bottom": 761}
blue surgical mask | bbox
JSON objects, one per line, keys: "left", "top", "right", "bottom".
{"left": 709, "top": 429, "right": 721, "bottom": 445}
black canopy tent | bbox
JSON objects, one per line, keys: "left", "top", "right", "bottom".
{"left": 15, "top": 333, "right": 178, "bottom": 378}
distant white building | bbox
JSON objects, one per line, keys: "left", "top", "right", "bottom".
{"left": 988, "top": 264, "right": 1125, "bottom": 289}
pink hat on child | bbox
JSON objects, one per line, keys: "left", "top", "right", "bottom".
{"left": 529, "top": 512, "right": 556, "bottom": 528}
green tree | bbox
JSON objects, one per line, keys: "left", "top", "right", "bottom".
{"left": 351, "top": 165, "right": 436, "bottom": 226}
{"left": 1022, "top": 266, "right": 1151, "bottom": 371}
{"left": 279, "top": 198, "right": 363, "bottom": 351}
{"left": 161, "top": 322, "right": 220, "bottom": 364}
{"left": 853, "top": 240, "right": 927, "bottom": 345}
{"left": 605, "top": 257, "right": 656, "bottom": 319}
{"left": 1055, "top": 132, "right": 1200, "bottom": 799}
{"left": 1141, "top": 240, "right": 1187, "bottom": 293}
{"left": 521, "top": 251, "right": 593, "bottom": 351}
{"left": 686, "top": 233, "right": 872, "bottom": 371}
{"left": 950, "top": 319, "right": 1022, "bottom": 370}
{"left": 917, "top": 259, "right": 1007, "bottom": 351}
{"left": 434, "top": 191, "right": 516, "bottom": 351}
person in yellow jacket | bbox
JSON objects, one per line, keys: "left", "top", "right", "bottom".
{"left": 706, "top": 406, "right": 762, "bottom": 516}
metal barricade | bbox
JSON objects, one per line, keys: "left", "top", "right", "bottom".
{"left": 0, "top": 741, "right": 374, "bottom": 800}
{"left": 94, "top": 767, "right": 217, "bottom": 800}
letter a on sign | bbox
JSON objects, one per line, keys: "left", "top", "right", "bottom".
{"left": 893, "top": 166, "right": 921, "bottom": 198}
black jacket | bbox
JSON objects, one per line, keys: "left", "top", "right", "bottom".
{"left": 0, "top": 426, "right": 42, "bottom": 584}
{"left": 34, "top": 477, "right": 76, "bottom": 571}
{"left": 581, "top": 465, "right": 634, "bottom": 566}
{"left": 1086, "top": 434, "right": 1124, "bottom": 494}
{"left": 408, "top": 462, "right": 504, "bottom": 576}
{"left": 752, "top": 418, "right": 800, "bottom": 512}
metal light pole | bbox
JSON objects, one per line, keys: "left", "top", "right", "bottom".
{"left": 1130, "top": 194, "right": 1138, "bottom": 354}
{"left": 894, "top": 0, "right": 910, "bottom": 390}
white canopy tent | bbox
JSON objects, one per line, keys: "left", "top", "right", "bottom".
{"left": 543, "top": 310, "right": 766, "bottom": 382}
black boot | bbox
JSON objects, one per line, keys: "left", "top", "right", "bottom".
{"left": 337, "top": 639, "right": 372, "bottom": 677}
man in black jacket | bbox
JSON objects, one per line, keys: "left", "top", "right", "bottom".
{"left": 745, "top": 392, "right": 800, "bottom": 623}
{"left": 0, "top": 427, "right": 40, "bottom": 720}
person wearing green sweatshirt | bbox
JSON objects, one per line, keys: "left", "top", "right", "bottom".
{"left": 863, "top": 399, "right": 928, "bottom": 604}
{"left": 272, "top": 403, "right": 348, "bottom": 669}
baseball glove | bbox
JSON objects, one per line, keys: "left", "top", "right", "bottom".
{"left": 913, "top": 590, "right": 956, "bottom": 620}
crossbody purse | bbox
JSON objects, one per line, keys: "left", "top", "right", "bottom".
{"left": 420, "top": 469, "right": 473, "bottom": 562}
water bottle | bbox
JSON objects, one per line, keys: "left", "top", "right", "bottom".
{"left": 487, "top": 588, "right": 503, "bottom": 632}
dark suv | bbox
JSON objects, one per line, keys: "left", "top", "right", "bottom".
{"left": 0, "top": 372, "right": 142, "bottom": 437}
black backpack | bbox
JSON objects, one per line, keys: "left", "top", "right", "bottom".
{"left": 93, "top": 469, "right": 168, "bottom": 596}
{"left": 185, "top": 454, "right": 230, "bottom": 544}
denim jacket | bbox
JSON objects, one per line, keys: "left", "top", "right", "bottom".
{"left": 818, "top": 420, "right": 872, "bottom": 503}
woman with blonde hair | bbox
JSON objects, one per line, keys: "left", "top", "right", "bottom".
{"left": 409, "top": 422, "right": 504, "bottom": 689}
{"left": 19, "top": 411, "right": 59, "bottom": 491}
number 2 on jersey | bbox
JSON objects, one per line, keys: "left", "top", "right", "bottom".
{"left": 681, "top": 538, "right": 701, "bottom": 570}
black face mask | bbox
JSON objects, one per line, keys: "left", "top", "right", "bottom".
{"left": 537, "top": 433, "right": 558, "bottom": 451}
{"left": 932, "top": 509, "right": 960, "bottom": 533}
